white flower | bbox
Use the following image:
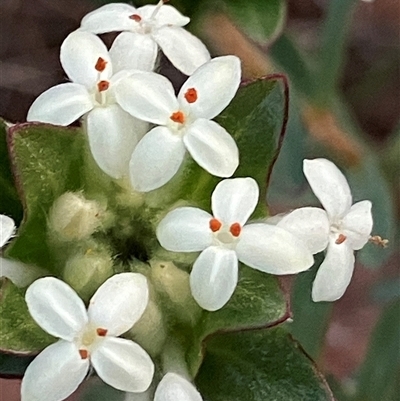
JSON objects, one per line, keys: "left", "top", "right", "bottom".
{"left": 156, "top": 178, "right": 314, "bottom": 311}
{"left": 116, "top": 56, "right": 241, "bottom": 192}
{"left": 277, "top": 158, "right": 373, "bottom": 302}
{"left": 0, "top": 215, "right": 44, "bottom": 287}
{"left": 21, "top": 274, "right": 154, "bottom": 401}
{"left": 125, "top": 373, "right": 203, "bottom": 401}
{"left": 80, "top": 1, "right": 210, "bottom": 75}
{"left": 27, "top": 30, "right": 149, "bottom": 179}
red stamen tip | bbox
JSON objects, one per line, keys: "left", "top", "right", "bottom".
{"left": 210, "top": 218, "right": 222, "bottom": 232}
{"left": 184, "top": 88, "right": 198, "bottom": 103}
{"left": 335, "top": 234, "right": 347, "bottom": 245}
{"left": 95, "top": 57, "right": 107, "bottom": 72}
{"left": 170, "top": 111, "right": 185, "bottom": 124}
{"left": 96, "top": 328, "right": 108, "bottom": 337}
{"left": 129, "top": 14, "right": 142, "bottom": 22}
{"left": 230, "top": 223, "right": 241, "bottom": 237}
{"left": 97, "top": 80, "right": 110, "bottom": 92}
{"left": 79, "top": 349, "right": 89, "bottom": 360}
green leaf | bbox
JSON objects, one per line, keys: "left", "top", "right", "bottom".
{"left": 0, "top": 280, "right": 54, "bottom": 352}
{"left": 220, "top": 0, "right": 286, "bottom": 44}
{"left": 196, "top": 326, "right": 334, "bottom": 400}
{"left": 187, "top": 265, "right": 287, "bottom": 375}
{"left": 355, "top": 300, "right": 400, "bottom": 401}
{"left": 0, "top": 120, "right": 23, "bottom": 223}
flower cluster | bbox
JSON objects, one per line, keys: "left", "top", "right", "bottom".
{"left": 4, "top": 1, "right": 376, "bottom": 401}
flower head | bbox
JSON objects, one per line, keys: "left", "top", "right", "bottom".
{"left": 157, "top": 178, "right": 314, "bottom": 311}
{"left": 277, "top": 158, "right": 373, "bottom": 302}
{"left": 80, "top": 1, "right": 210, "bottom": 75}
{"left": 21, "top": 273, "right": 154, "bottom": 401}
{"left": 116, "top": 56, "right": 241, "bottom": 192}
{"left": 27, "top": 30, "right": 149, "bottom": 179}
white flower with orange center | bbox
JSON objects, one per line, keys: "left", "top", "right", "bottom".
{"left": 21, "top": 274, "right": 154, "bottom": 401}
{"left": 79, "top": 1, "right": 210, "bottom": 75}
{"left": 156, "top": 178, "right": 314, "bottom": 311}
{"left": 27, "top": 30, "right": 149, "bottom": 179}
{"left": 115, "top": 56, "right": 241, "bottom": 192}
{"left": 277, "top": 158, "right": 373, "bottom": 302}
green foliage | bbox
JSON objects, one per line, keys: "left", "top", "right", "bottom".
{"left": 196, "top": 326, "right": 334, "bottom": 401}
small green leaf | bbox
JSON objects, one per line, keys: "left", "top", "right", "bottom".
{"left": 196, "top": 326, "right": 334, "bottom": 400}
{"left": 0, "top": 280, "right": 54, "bottom": 352}
{"left": 187, "top": 265, "right": 287, "bottom": 375}
{"left": 0, "top": 120, "right": 23, "bottom": 223}
{"left": 355, "top": 300, "right": 400, "bottom": 401}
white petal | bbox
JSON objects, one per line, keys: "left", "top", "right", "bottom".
{"left": 190, "top": 246, "right": 238, "bottom": 311}
{"left": 178, "top": 56, "right": 240, "bottom": 118}
{"left": 0, "top": 258, "right": 44, "bottom": 288}
{"left": 342, "top": 200, "right": 373, "bottom": 250}
{"left": 154, "top": 373, "right": 203, "bottom": 401}
{"left": 236, "top": 224, "right": 314, "bottom": 274}
{"left": 312, "top": 239, "right": 355, "bottom": 302}
{"left": 88, "top": 273, "right": 149, "bottom": 336}
{"left": 110, "top": 32, "right": 157, "bottom": 73}
{"left": 80, "top": 3, "right": 137, "bottom": 34}
{"left": 21, "top": 340, "right": 89, "bottom": 401}
{"left": 138, "top": 5, "right": 190, "bottom": 26}
{"left": 303, "top": 159, "right": 352, "bottom": 219}
{"left": 154, "top": 26, "right": 211, "bottom": 76}
{"left": 60, "top": 31, "right": 112, "bottom": 89}
{"left": 91, "top": 337, "right": 154, "bottom": 393}
{"left": 277, "top": 207, "right": 330, "bottom": 254}
{"left": 86, "top": 105, "right": 148, "bottom": 179}
{"left": 129, "top": 126, "right": 186, "bottom": 192}
{"left": 184, "top": 119, "right": 239, "bottom": 178}
{"left": 25, "top": 277, "right": 88, "bottom": 341}
{"left": 116, "top": 72, "right": 178, "bottom": 125}
{"left": 157, "top": 207, "right": 213, "bottom": 252}
{"left": 0, "top": 214, "right": 15, "bottom": 247}
{"left": 211, "top": 177, "right": 259, "bottom": 226}
{"left": 27, "top": 83, "right": 93, "bottom": 126}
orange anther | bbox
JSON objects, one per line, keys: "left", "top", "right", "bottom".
{"left": 97, "top": 80, "right": 110, "bottom": 92}
{"left": 79, "top": 349, "right": 89, "bottom": 359}
{"left": 96, "top": 328, "right": 108, "bottom": 337}
{"left": 209, "top": 218, "right": 222, "bottom": 232}
{"left": 129, "top": 14, "right": 142, "bottom": 22}
{"left": 170, "top": 111, "right": 185, "bottom": 124}
{"left": 335, "top": 234, "right": 347, "bottom": 245}
{"left": 230, "top": 223, "right": 241, "bottom": 237}
{"left": 184, "top": 88, "right": 198, "bottom": 103}
{"left": 95, "top": 57, "right": 108, "bottom": 72}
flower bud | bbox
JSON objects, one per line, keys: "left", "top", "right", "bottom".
{"left": 48, "top": 192, "right": 106, "bottom": 241}
{"left": 63, "top": 249, "right": 113, "bottom": 300}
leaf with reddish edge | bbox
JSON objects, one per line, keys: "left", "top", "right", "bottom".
{"left": 196, "top": 326, "right": 335, "bottom": 401}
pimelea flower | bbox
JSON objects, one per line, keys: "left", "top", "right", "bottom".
{"left": 21, "top": 274, "right": 154, "bottom": 401}
{"left": 116, "top": 56, "right": 241, "bottom": 192}
{"left": 27, "top": 30, "right": 149, "bottom": 179}
{"left": 157, "top": 178, "right": 314, "bottom": 311}
{"left": 277, "top": 158, "right": 373, "bottom": 302}
{"left": 79, "top": 1, "right": 210, "bottom": 75}
{"left": 0, "top": 215, "right": 44, "bottom": 287}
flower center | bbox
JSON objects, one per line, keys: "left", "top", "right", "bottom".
{"left": 209, "top": 218, "right": 242, "bottom": 246}
{"left": 77, "top": 325, "right": 108, "bottom": 359}
{"left": 129, "top": 14, "right": 142, "bottom": 22}
{"left": 335, "top": 233, "right": 347, "bottom": 245}
{"left": 95, "top": 57, "right": 107, "bottom": 72}
{"left": 97, "top": 80, "right": 110, "bottom": 92}
{"left": 170, "top": 111, "right": 185, "bottom": 124}
{"left": 184, "top": 88, "right": 198, "bottom": 103}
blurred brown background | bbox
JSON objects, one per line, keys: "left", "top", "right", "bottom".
{"left": 0, "top": 0, "right": 399, "bottom": 400}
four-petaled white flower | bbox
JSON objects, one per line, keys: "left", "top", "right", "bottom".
{"left": 80, "top": 1, "right": 210, "bottom": 75}
{"left": 277, "top": 158, "right": 373, "bottom": 302}
{"left": 115, "top": 56, "right": 241, "bottom": 192}
{"left": 21, "top": 274, "right": 154, "bottom": 401}
{"left": 27, "top": 30, "right": 149, "bottom": 179}
{"left": 0, "top": 215, "right": 44, "bottom": 287}
{"left": 156, "top": 178, "right": 314, "bottom": 311}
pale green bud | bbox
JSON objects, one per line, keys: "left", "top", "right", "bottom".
{"left": 48, "top": 192, "right": 106, "bottom": 241}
